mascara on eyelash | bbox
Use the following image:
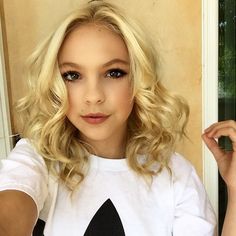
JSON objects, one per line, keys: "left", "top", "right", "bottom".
{"left": 61, "top": 68, "right": 128, "bottom": 81}
{"left": 62, "top": 71, "right": 80, "bottom": 81}
{"left": 107, "top": 69, "right": 128, "bottom": 78}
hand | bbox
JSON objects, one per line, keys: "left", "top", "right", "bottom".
{"left": 202, "top": 120, "right": 236, "bottom": 189}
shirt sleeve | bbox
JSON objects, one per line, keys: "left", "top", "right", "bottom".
{"left": 0, "top": 139, "right": 49, "bottom": 217}
{"left": 171, "top": 154, "right": 217, "bottom": 236}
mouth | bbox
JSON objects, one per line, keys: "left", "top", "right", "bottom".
{"left": 81, "top": 113, "right": 110, "bottom": 124}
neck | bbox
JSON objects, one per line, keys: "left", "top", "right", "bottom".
{"left": 81, "top": 133, "right": 127, "bottom": 159}
{"left": 90, "top": 139, "right": 126, "bottom": 159}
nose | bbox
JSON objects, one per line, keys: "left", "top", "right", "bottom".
{"left": 84, "top": 79, "right": 105, "bottom": 105}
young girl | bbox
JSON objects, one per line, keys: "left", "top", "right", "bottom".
{"left": 0, "top": 1, "right": 235, "bottom": 235}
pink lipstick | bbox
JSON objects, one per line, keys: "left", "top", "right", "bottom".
{"left": 81, "top": 113, "right": 110, "bottom": 124}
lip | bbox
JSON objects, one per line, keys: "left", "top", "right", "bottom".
{"left": 81, "top": 113, "right": 110, "bottom": 124}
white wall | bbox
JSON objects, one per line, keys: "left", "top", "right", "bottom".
{"left": 0, "top": 18, "right": 12, "bottom": 159}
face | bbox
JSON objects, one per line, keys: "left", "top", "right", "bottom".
{"left": 58, "top": 23, "right": 133, "bottom": 158}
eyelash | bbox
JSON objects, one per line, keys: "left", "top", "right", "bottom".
{"left": 106, "top": 69, "right": 128, "bottom": 79}
{"left": 61, "top": 68, "right": 128, "bottom": 82}
{"left": 61, "top": 71, "right": 80, "bottom": 82}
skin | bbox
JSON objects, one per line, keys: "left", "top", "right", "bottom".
{"left": 0, "top": 24, "right": 235, "bottom": 236}
{"left": 58, "top": 23, "right": 134, "bottom": 159}
{"left": 202, "top": 120, "right": 236, "bottom": 236}
{"left": 0, "top": 190, "right": 37, "bottom": 236}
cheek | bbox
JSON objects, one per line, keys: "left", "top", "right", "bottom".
{"left": 115, "top": 87, "right": 134, "bottom": 113}
{"left": 66, "top": 87, "right": 82, "bottom": 114}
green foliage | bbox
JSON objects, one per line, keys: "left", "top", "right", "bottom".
{"left": 218, "top": 0, "right": 236, "bottom": 98}
{"left": 219, "top": 47, "right": 236, "bottom": 98}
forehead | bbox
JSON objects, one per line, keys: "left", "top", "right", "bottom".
{"left": 58, "top": 23, "right": 129, "bottom": 63}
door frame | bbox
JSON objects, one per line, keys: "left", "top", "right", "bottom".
{"left": 202, "top": 0, "right": 219, "bottom": 219}
{"left": 0, "top": 16, "right": 12, "bottom": 159}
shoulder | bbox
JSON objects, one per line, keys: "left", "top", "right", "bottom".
{"left": 169, "top": 152, "right": 195, "bottom": 176}
{"left": 168, "top": 154, "right": 216, "bottom": 232}
{"left": 168, "top": 152, "right": 207, "bottom": 202}
{"left": 148, "top": 153, "right": 197, "bottom": 192}
{"left": 1, "top": 138, "right": 48, "bottom": 177}
{"left": 169, "top": 152, "right": 200, "bottom": 186}
{"left": 11, "top": 138, "right": 36, "bottom": 155}
{"left": 0, "top": 139, "right": 50, "bottom": 215}
{"left": 7, "top": 138, "right": 45, "bottom": 166}
{"left": 1, "top": 138, "right": 48, "bottom": 183}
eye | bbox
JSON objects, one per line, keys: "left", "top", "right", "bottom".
{"left": 106, "top": 69, "right": 127, "bottom": 79}
{"left": 61, "top": 71, "right": 81, "bottom": 82}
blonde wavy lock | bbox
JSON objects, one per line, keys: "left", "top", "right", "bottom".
{"left": 17, "top": 0, "right": 189, "bottom": 190}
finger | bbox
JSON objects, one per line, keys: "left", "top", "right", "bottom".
{"left": 206, "top": 126, "right": 236, "bottom": 139}
{"left": 202, "top": 133, "right": 226, "bottom": 162}
{"left": 205, "top": 120, "right": 236, "bottom": 133}
{"left": 205, "top": 127, "right": 236, "bottom": 151}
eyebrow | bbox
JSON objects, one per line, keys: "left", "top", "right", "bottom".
{"left": 59, "top": 58, "right": 130, "bottom": 69}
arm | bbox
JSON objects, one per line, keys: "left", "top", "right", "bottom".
{"left": 202, "top": 120, "right": 236, "bottom": 236}
{"left": 222, "top": 188, "right": 236, "bottom": 236}
{"left": 0, "top": 190, "right": 37, "bottom": 236}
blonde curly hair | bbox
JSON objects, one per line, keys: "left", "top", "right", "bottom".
{"left": 17, "top": 0, "right": 189, "bottom": 190}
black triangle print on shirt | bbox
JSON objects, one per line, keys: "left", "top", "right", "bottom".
{"left": 84, "top": 198, "right": 125, "bottom": 236}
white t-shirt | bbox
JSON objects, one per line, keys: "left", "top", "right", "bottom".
{"left": 0, "top": 139, "right": 216, "bottom": 235}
